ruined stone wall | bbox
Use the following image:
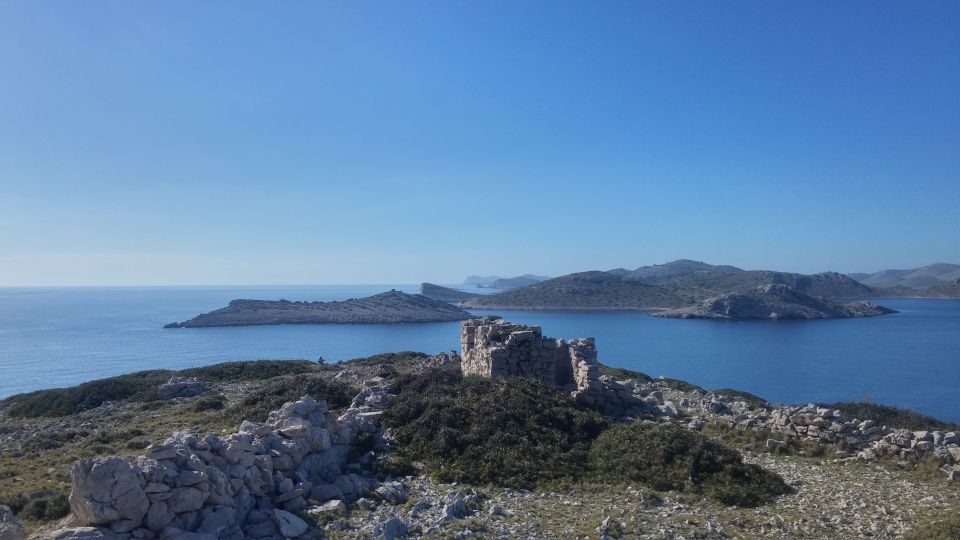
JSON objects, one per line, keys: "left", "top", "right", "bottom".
{"left": 60, "top": 380, "right": 393, "bottom": 539}
{"left": 460, "top": 317, "right": 604, "bottom": 403}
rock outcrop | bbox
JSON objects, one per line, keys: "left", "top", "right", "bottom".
{"left": 155, "top": 377, "right": 209, "bottom": 400}
{"left": 57, "top": 380, "right": 395, "bottom": 539}
{"left": 165, "top": 290, "right": 473, "bottom": 328}
{"left": 653, "top": 284, "right": 896, "bottom": 320}
{"left": 0, "top": 505, "right": 24, "bottom": 540}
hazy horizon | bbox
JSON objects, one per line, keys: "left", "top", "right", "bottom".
{"left": 2, "top": 2, "right": 957, "bottom": 286}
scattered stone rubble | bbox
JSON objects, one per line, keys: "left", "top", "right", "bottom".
{"left": 49, "top": 379, "right": 395, "bottom": 539}
{"left": 0, "top": 504, "right": 25, "bottom": 540}
{"left": 616, "top": 376, "right": 960, "bottom": 482}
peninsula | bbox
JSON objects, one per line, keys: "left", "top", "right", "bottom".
{"left": 164, "top": 290, "right": 473, "bottom": 328}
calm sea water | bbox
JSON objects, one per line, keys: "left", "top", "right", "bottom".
{"left": 1, "top": 286, "right": 958, "bottom": 421}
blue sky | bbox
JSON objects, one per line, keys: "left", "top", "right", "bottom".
{"left": 1, "top": 1, "right": 957, "bottom": 285}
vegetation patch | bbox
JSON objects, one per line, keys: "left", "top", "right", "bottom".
{"left": 181, "top": 360, "right": 319, "bottom": 382}
{"left": 713, "top": 388, "right": 768, "bottom": 409}
{"left": 1, "top": 360, "right": 321, "bottom": 418}
{"left": 1, "top": 370, "right": 173, "bottom": 417}
{"left": 822, "top": 401, "right": 960, "bottom": 432}
{"left": 904, "top": 509, "right": 960, "bottom": 540}
{"left": 589, "top": 423, "right": 790, "bottom": 507}
{"left": 598, "top": 364, "right": 652, "bottom": 381}
{"left": 383, "top": 368, "right": 608, "bottom": 488}
{"left": 221, "top": 374, "right": 355, "bottom": 425}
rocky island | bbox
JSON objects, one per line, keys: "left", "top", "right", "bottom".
{"left": 458, "top": 260, "right": 898, "bottom": 320}
{"left": 653, "top": 284, "right": 897, "bottom": 320}
{"left": 165, "top": 290, "right": 473, "bottom": 328}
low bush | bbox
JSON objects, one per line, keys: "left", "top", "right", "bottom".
{"left": 904, "top": 510, "right": 960, "bottom": 540}
{"left": 598, "top": 364, "right": 652, "bottom": 381}
{"left": 180, "top": 360, "right": 318, "bottom": 382}
{"left": 19, "top": 493, "right": 70, "bottom": 521}
{"left": 383, "top": 368, "right": 608, "bottom": 488}
{"left": 589, "top": 422, "right": 790, "bottom": 506}
{"left": 1, "top": 360, "right": 323, "bottom": 418}
{"left": 658, "top": 377, "right": 705, "bottom": 393}
{"left": 193, "top": 393, "right": 227, "bottom": 412}
{"left": 221, "top": 374, "right": 355, "bottom": 424}
{"left": 2, "top": 371, "right": 172, "bottom": 417}
{"left": 822, "top": 402, "right": 960, "bottom": 432}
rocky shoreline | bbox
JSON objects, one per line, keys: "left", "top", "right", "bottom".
{"left": 165, "top": 291, "right": 473, "bottom": 328}
{"left": 653, "top": 284, "right": 897, "bottom": 320}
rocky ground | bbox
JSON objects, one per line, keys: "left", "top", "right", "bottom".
{"left": 319, "top": 454, "right": 959, "bottom": 539}
{"left": 1, "top": 353, "right": 959, "bottom": 539}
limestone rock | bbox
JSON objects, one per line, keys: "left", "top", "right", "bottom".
{"left": 69, "top": 457, "right": 150, "bottom": 531}
{"left": 377, "top": 516, "right": 409, "bottom": 539}
{"left": 272, "top": 509, "right": 308, "bottom": 538}
{"left": 155, "top": 377, "right": 209, "bottom": 400}
{"left": 0, "top": 504, "right": 25, "bottom": 540}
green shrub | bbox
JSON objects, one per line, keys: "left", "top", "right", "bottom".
{"left": 19, "top": 493, "right": 70, "bottom": 521}
{"left": 589, "top": 422, "right": 789, "bottom": 506}
{"left": 180, "top": 360, "right": 318, "bottom": 382}
{"left": 193, "top": 393, "right": 227, "bottom": 412}
{"left": 904, "top": 510, "right": 960, "bottom": 540}
{"left": 0, "top": 360, "right": 322, "bottom": 418}
{"left": 221, "top": 374, "right": 355, "bottom": 424}
{"left": 383, "top": 368, "right": 608, "bottom": 489}
{"left": 598, "top": 364, "right": 652, "bottom": 381}
{"left": 2, "top": 371, "right": 173, "bottom": 417}
{"left": 821, "top": 402, "right": 960, "bottom": 432}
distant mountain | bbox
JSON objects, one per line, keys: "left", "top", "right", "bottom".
{"left": 653, "top": 284, "right": 896, "bottom": 320}
{"left": 463, "top": 275, "right": 502, "bottom": 287}
{"left": 488, "top": 275, "right": 550, "bottom": 289}
{"left": 461, "top": 260, "right": 881, "bottom": 312}
{"left": 165, "top": 290, "right": 473, "bottom": 327}
{"left": 847, "top": 263, "right": 960, "bottom": 290}
{"left": 463, "top": 274, "right": 550, "bottom": 289}
{"left": 620, "top": 259, "right": 744, "bottom": 283}
{"left": 928, "top": 277, "right": 960, "bottom": 298}
{"left": 419, "top": 283, "right": 481, "bottom": 303}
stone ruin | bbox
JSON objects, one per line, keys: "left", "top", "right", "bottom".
{"left": 48, "top": 379, "right": 395, "bottom": 540}
{"left": 460, "top": 316, "right": 627, "bottom": 410}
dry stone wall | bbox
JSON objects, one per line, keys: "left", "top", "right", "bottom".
{"left": 54, "top": 379, "right": 393, "bottom": 540}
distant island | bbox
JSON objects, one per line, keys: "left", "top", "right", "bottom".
{"left": 165, "top": 290, "right": 473, "bottom": 328}
{"left": 449, "top": 259, "right": 900, "bottom": 320}
{"left": 462, "top": 274, "right": 549, "bottom": 289}
{"left": 654, "top": 284, "right": 897, "bottom": 320}
{"left": 847, "top": 263, "right": 960, "bottom": 291}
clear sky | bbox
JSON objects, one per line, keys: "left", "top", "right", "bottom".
{"left": 1, "top": 1, "right": 958, "bottom": 286}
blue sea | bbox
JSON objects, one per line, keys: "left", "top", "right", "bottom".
{"left": 1, "top": 286, "right": 958, "bottom": 422}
